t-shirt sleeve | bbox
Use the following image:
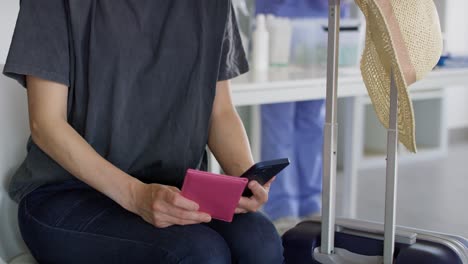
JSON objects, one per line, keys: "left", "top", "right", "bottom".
{"left": 217, "top": 2, "right": 249, "bottom": 81}
{"left": 3, "top": 0, "right": 70, "bottom": 88}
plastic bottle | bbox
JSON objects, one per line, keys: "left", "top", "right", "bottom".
{"left": 268, "top": 16, "right": 292, "bottom": 67}
{"left": 252, "top": 14, "right": 270, "bottom": 71}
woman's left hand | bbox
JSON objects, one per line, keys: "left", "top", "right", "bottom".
{"left": 235, "top": 177, "right": 275, "bottom": 214}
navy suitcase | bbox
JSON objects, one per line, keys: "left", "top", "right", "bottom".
{"left": 283, "top": 218, "right": 468, "bottom": 263}
{"left": 282, "top": 1, "right": 468, "bottom": 263}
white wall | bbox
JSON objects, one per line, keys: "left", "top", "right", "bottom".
{"left": 0, "top": 1, "right": 19, "bottom": 64}
{"left": 444, "top": 0, "right": 468, "bottom": 129}
{"left": 445, "top": 0, "right": 468, "bottom": 55}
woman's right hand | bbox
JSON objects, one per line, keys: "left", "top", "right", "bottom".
{"left": 129, "top": 182, "right": 212, "bottom": 228}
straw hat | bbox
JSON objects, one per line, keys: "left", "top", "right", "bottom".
{"left": 354, "top": 0, "right": 443, "bottom": 152}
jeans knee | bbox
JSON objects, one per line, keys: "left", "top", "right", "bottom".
{"left": 235, "top": 213, "right": 284, "bottom": 264}
{"left": 179, "top": 231, "right": 231, "bottom": 264}
{"left": 248, "top": 235, "right": 284, "bottom": 264}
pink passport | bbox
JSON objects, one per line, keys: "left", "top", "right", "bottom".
{"left": 181, "top": 169, "right": 248, "bottom": 222}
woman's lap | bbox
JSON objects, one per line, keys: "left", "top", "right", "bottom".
{"left": 206, "top": 212, "right": 284, "bottom": 264}
{"left": 18, "top": 180, "right": 283, "bottom": 264}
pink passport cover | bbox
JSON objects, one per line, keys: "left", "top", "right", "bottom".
{"left": 181, "top": 169, "right": 248, "bottom": 222}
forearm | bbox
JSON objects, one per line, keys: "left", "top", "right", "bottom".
{"left": 208, "top": 109, "right": 254, "bottom": 176}
{"left": 31, "top": 119, "right": 141, "bottom": 212}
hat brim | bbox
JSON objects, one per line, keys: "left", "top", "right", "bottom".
{"left": 358, "top": 0, "right": 417, "bottom": 153}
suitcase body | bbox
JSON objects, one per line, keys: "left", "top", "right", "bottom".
{"left": 283, "top": 218, "right": 468, "bottom": 264}
{"left": 282, "top": 1, "right": 468, "bottom": 263}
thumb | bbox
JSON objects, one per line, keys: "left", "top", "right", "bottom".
{"left": 264, "top": 176, "right": 276, "bottom": 188}
{"left": 168, "top": 186, "right": 181, "bottom": 193}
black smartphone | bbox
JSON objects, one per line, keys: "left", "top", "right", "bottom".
{"left": 240, "top": 158, "right": 290, "bottom": 197}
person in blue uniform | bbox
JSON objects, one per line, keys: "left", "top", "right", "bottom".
{"left": 256, "top": 0, "right": 349, "bottom": 232}
{"left": 3, "top": 0, "right": 283, "bottom": 263}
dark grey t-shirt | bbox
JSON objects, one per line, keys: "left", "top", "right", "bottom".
{"left": 3, "top": 0, "right": 249, "bottom": 203}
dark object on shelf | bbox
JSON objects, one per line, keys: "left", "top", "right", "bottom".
{"left": 437, "top": 55, "right": 468, "bottom": 68}
{"left": 437, "top": 55, "right": 451, "bottom": 67}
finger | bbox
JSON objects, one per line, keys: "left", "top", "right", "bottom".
{"left": 141, "top": 213, "right": 157, "bottom": 226}
{"left": 164, "top": 203, "right": 211, "bottom": 222}
{"left": 264, "top": 176, "right": 276, "bottom": 188}
{"left": 249, "top": 181, "right": 268, "bottom": 204}
{"left": 157, "top": 214, "right": 201, "bottom": 226}
{"left": 235, "top": 208, "right": 248, "bottom": 214}
{"left": 168, "top": 186, "right": 181, "bottom": 193}
{"left": 154, "top": 221, "right": 172, "bottom": 228}
{"left": 238, "top": 196, "right": 259, "bottom": 212}
{"left": 167, "top": 192, "right": 199, "bottom": 211}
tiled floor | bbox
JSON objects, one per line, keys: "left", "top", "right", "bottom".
{"left": 336, "top": 142, "right": 468, "bottom": 238}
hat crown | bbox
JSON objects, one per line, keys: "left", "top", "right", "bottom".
{"left": 391, "top": 0, "right": 443, "bottom": 81}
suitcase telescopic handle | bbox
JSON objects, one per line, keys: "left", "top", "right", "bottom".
{"left": 316, "top": 1, "right": 399, "bottom": 263}
{"left": 320, "top": 0, "right": 341, "bottom": 256}
{"left": 383, "top": 68, "right": 399, "bottom": 264}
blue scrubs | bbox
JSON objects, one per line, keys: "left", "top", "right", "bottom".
{"left": 261, "top": 101, "right": 325, "bottom": 220}
{"left": 257, "top": 0, "right": 349, "bottom": 220}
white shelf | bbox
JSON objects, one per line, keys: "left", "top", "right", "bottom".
{"left": 230, "top": 66, "right": 468, "bottom": 106}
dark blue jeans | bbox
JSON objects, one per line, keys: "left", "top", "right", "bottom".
{"left": 18, "top": 179, "right": 284, "bottom": 264}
